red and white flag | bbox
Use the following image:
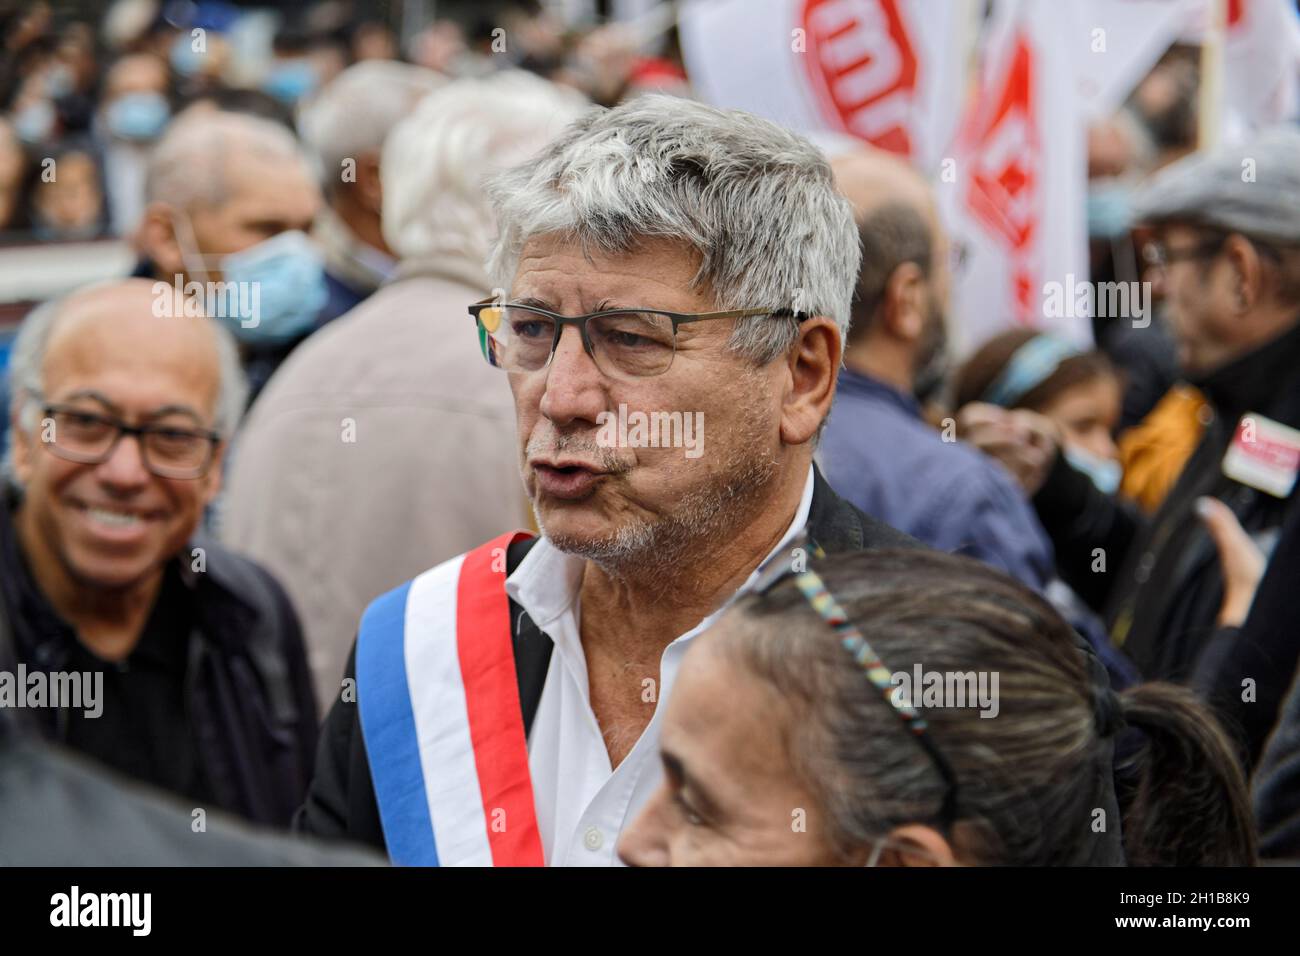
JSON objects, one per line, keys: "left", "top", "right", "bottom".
{"left": 937, "top": 0, "right": 1092, "bottom": 354}
{"left": 679, "top": 0, "right": 971, "bottom": 173}
{"left": 1071, "top": 0, "right": 1201, "bottom": 117}
{"left": 1221, "top": 0, "right": 1300, "bottom": 139}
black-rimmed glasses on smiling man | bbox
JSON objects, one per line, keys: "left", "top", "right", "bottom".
{"left": 468, "top": 298, "right": 809, "bottom": 381}
{"left": 35, "top": 403, "right": 222, "bottom": 480}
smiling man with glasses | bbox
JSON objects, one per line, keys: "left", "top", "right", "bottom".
{"left": 1, "top": 278, "right": 318, "bottom": 828}
{"left": 299, "top": 96, "right": 924, "bottom": 866}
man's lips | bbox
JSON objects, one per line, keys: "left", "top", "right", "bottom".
{"left": 530, "top": 460, "right": 608, "bottom": 500}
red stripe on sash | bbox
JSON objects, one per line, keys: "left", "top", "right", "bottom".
{"left": 455, "top": 530, "right": 545, "bottom": 867}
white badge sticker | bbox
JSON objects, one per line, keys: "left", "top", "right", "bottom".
{"left": 1221, "top": 412, "right": 1300, "bottom": 498}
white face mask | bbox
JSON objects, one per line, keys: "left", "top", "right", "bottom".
{"left": 1064, "top": 445, "right": 1123, "bottom": 495}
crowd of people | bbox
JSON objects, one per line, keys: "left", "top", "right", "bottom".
{"left": 1, "top": 0, "right": 1299, "bottom": 868}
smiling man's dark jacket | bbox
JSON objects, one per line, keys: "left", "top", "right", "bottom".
{"left": 296, "top": 465, "right": 1127, "bottom": 866}
{"left": 0, "top": 489, "right": 318, "bottom": 828}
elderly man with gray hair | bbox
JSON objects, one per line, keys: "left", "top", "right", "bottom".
{"left": 296, "top": 95, "right": 920, "bottom": 865}
{"left": 223, "top": 71, "right": 587, "bottom": 718}
{"left": 1, "top": 279, "right": 318, "bottom": 827}
{"left": 135, "top": 108, "right": 325, "bottom": 398}
{"left": 296, "top": 59, "right": 445, "bottom": 326}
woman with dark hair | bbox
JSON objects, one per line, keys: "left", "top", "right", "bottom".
{"left": 954, "top": 329, "right": 1124, "bottom": 495}
{"left": 954, "top": 330, "right": 1139, "bottom": 689}
{"left": 619, "top": 548, "right": 1256, "bottom": 866}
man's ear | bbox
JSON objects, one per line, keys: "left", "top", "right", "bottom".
{"left": 9, "top": 403, "right": 35, "bottom": 486}
{"left": 137, "top": 202, "right": 187, "bottom": 279}
{"left": 357, "top": 151, "right": 384, "bottom": 215}
{"left": 780, "top": 315, "right": 842, "bottom": 446}
{"left": 881, "top": 261, "right": 926, "bottom": 342}
{"left": 1222, "top": 233, "right": 1264, "bottom": 313}
{"left": 201, "top": 442, "right": 226, "bottom": 505}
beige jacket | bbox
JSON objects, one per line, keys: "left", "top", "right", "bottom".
{"left": 221, "top": 256, "right": 530, "bottom": 715}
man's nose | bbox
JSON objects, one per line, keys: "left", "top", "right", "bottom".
{"left": 616, "top": 785, "right": 673, "bottom": 867}
{"left": 538, "top": 325, "right": 608, "bottom": 428}
{"left": 96, "top": 433, "right": 152, "bottom": 489}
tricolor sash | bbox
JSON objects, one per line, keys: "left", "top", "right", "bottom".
{"left": 356, "top": 531, "right": 545, "bottom": 866}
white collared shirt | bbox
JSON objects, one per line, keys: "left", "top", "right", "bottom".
{"left": 505, "top": 465, "right": 816, "bottom": 866}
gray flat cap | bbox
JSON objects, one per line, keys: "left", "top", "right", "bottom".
{"left": 1132, "top": 125, "right": 1300, "bottom": 244}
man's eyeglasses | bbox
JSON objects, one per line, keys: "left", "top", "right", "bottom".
{"left": 38, "top": 404, "right": 222, "bottom": 480}
{"left": 1140, "top": 235, "right": 1228, "bottom": 269}
{"left": 468, "top": 299, "right": 808, "bottom": 380}
{"left": 1141, "top": 232, "right": 1285, "bottom": 270}
{"left": 751, "top": 536, "right": 960, "bottom": 833}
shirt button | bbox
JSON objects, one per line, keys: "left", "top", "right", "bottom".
{"left": 582, "top": 827, "right": 604, "bottom": 851}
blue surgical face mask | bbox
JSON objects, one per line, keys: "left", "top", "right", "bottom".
{"left": 1086, "top": 179, "right": 1134, "bottom": 239}
{"left": 174, "top": 213, "right": 327, "bottom": 346}
{"left": 105, "top": 92, "right": 170, "bottom": 142}
{"left": 45, "top": 64, "right": 75, "bottom": 99}
{"left": 262, "top": 60, "right": 318, "bottom": 104}
{"left": 14, "top": 99, "right": 56, "bottom": 144}
{"left": 170, "top": 34, "right": 206, "bottom": 77}
{"left": 1064, "top": 445, "right": 1122, "bottom": 495}
{"left": 216, "top": 230, "right": 327, "bottom": 345}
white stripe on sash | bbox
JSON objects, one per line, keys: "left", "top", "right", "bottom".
{"left": 404, "top": 555, "right": 494, "bottom": 867}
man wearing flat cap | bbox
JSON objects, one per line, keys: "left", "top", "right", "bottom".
{"left": 964, "top": 126, "right": 1300, "bottom": 765}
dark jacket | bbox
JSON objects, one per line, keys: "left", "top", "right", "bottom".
{"left": 1192, "top": 486, "right": 1300, "bottom": 774}
{"left": 1212, "top": 492, "right": 1300, "bottom": 857}
{"left": 1255, "top": 665, "right": 1300, "bottom": 860}
{"left": 0, "top": 734, "right": 380, "bottom": 865}
{"left": 0, "top": 588, "right": 376, "bottom": 865}
{"left": 296, "top": 466, "right": 1127, "bottom": 865}
{"left": 1033, "top": 319, "right": 1300, "bottom": 762}
{"left": 0, "top": 496, "right": 319, "bottom": 828}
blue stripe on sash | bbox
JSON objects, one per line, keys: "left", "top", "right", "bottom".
{"left": 356, "top": 580, "right": 440, "bottom": 866}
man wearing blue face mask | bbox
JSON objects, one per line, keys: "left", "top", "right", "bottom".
{"left": 98, "top": 53, "right": 172, "bottom": 236}
{"left": 135, "top": 108, "right": 326, "bottom": 401}
{"left": 262, "top": 25, "right": 322, "bottom": 106}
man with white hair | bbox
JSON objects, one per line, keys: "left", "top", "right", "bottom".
{"left": 296, "top": 59, "right": 444, "bottom": 326}
{"left": 1, "top": 279, "right": 317, "bottom": 827}
{"left": 296, "top": 96, "right": 923, "bottom": 865}
{"left": 222, "top": 72, "right": 587, "bottom": 715}
{"left": 135, "top": 108, "right": 325, "bottom": 397}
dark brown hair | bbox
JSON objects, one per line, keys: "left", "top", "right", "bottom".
{"left": 719, "top": 548, "right": 1257, "bottom": 866}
